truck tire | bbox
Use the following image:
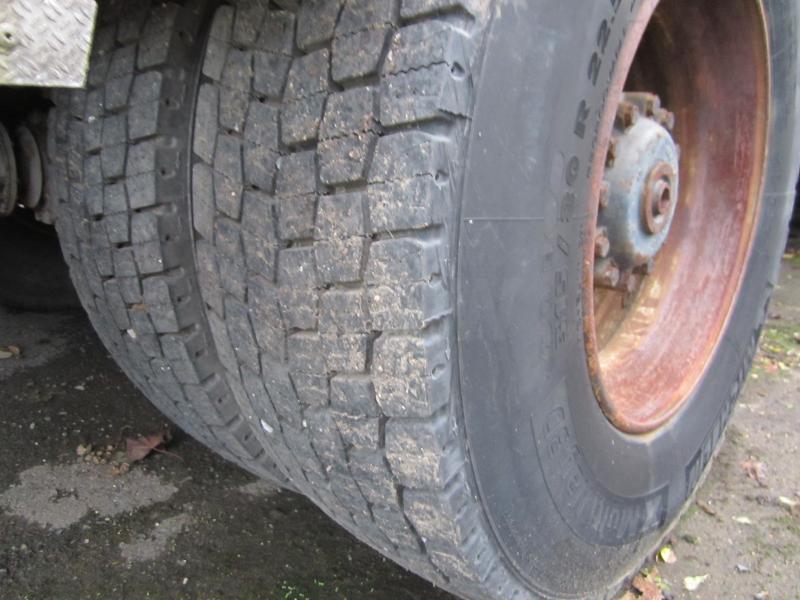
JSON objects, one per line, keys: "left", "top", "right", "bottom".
{"left": 48, "top": 0, "right": 289, "bottom": 486}
{"left": 51, "top": 0, "right": 800, "bottom": 598}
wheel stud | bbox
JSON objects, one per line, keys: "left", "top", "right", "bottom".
{"left": 594, "top": 258, "right": 621, "bottom": 289}
{"left": 595, "top": 227, "right": 611, "bottom": 258}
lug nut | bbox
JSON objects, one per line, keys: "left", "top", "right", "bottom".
{"left": 635, "top": 258, "right": 655, "bottom": 276}
{"left": 655, "top": 108, "right": 675, "bottom": 131}
{"left": 624, "top": 92, "right": 661, "bottom": 118}
{"left": 594, "top": 258, "right": 621, "bottom": 289}
{"left": 616, "top": 101, "right": 639, "bottom": 130}
{"left": 595, "top": 227, "right": 610, "bottom": 258}
{"left": 619, "top": 270, "right": 639, "bottom": 294}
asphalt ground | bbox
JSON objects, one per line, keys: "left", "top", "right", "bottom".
{"left": 0, "top": 252, "right": 798, "bottom": 600}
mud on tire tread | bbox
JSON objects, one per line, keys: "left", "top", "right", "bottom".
{"left": 48, "top": 0, "right": 289, "bottom": 486}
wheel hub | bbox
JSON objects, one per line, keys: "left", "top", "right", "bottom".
{"left": 596, "top": 93, "right": 679, "bottom": 288}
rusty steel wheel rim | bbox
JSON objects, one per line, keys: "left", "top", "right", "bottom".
{"left": 583, "top": 0, "right": 771, "bottom": 434}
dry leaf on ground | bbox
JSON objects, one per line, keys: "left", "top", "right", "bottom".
{"left": 0, "top": 345, "right": 21, "bottom": 359}
{"left": 632, "top": 573, "right": 665, "bottom": 600}
{"left": 741, "top": 457, "right": 768, "bottom": 487}
{"left": 658, "top": 546, "right": 677, "bottom": 564}
{"left": 125, "top": 427, "right": 175, "bottom": 463}
{"left": 683, "top": 574, "right": 709, "bottom": 592}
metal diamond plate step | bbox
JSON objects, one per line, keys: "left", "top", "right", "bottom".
{"left": 0, "top": 0, "right": 97, "bottom": 88}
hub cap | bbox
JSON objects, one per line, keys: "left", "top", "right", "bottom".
{"left": 597, "top": 93, "right": 679, "bottom": 289}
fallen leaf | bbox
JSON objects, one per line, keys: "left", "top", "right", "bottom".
{"left": 779, "top": 496, "right": 799, "bottom": 511}
{"left": 683, "top": 574, "right": 709, "bottom": 592}
{"left": 125, "top": 427, "right": 174, "bottom": 463}
{"left": 76, "top": 443, "right": 92, "bottom": 457}
{"left": 741, "top": 457, "right": 768, "bottom": 487}
{"left": 658, "top": 546, "right": 677, "bottom": 564}
{"left": 733, "top": 516, "right": 754, "bottom": 525}
{"left": 0, "top": 344, "right": 22, "bottom": 359}
{"left": 697, "top": 500, "right": 717, "bottom": 516}
{"left": 632, "top": 574, "right": 664, "bottom": 600}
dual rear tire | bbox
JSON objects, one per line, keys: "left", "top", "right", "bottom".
{"left": 50, "top": 1, "right": 800, "bottom": 598}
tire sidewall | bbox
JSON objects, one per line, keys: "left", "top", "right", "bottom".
{"left": 455, "top": 0, "right": 800, "bottom": 595}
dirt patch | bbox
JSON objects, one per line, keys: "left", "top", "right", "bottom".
{"left": 0, "top": 461, "right": 177, "bottom": 530}
{"left": 119, "top": 513, "right": 194, "bottom": 565}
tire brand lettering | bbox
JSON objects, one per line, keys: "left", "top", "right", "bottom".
{"left": 536, "top": 401, "right": 667, "bottom": 545}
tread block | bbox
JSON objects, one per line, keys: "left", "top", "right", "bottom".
{"left": 221, "top": 48, "right": 254, "bottom": 93}
{"left": 314, "top": 237, "right": 366, "bottom": 284}
{"left": 330, "top": 375, "right": 379, "bottom": 416}
{"left": 278, "top": 194, "right": 317, "bottom": 240}
{"left": 320, "top": 88, "right": 377, "bottom": 139}
{"left": 281, "top": 95, "right": 327, "bottom": 145}
{"left": 385, "top": 416, "right": 452, "bottom": 488}
{"left": 322, "top": 333, "right": 369, "bottom": 372}
{"left": 224, "top": 295, "right": 262, "bottom": 374}
{"left": 333, "top": 415, "right": 381, "bottom": 450}
{"left": 369, "top": 131, "right": 449, "bottom": 183}
{"left": 288, "top": 332, "right": 326, "bottom": 374}
{"left": 318, "top": 134, "right": 377, "bottom": 186}
{"left": 368, "top": 177, "right": 444, "bottom": 232}
{"left": 246, "top": 274, "right": 286, "bottom": 362}
{"left": 315, "top": 192, "right": 366, "bottom": 238}
{"left": 380, "top": 63, "right": 471, "bottom": 127}
{"left": 291, "top": 372, "right": 330, "bottom": 406}
{"left": 349, "top": 451, "right": 399, "bottom": 505}
{"left": 373, "top": 505, "right": 423, "bottom": 549}
{"left": 285, "top": 49, "right": 330, "bottom": 100}
{"left": 213, "top": 134, "right": 244, "bottom": 219}
{"left": 365, "top": 237, "right": 439, "bottom": 285}
{"left": 368, "top": 280, "right": 449, "bottom": 330}
{"left": 403, "top": 479, "right": 475, "bottom": 549}
{"left": 306, "top": 409, "right": 348, "bottom": 467}
{"left": 253, "top": 51, "right": 292, "bottom": 100}
{"left": 219, "top": 88, "right": 250, "bottom": 134}
{"left": 384, "top": 21, "right": 473, "bottom": 75}
{"left": 255, "top": 11, "right": 296, "bottom": 54}
{"left": 373, "top": 334, "right": 448, "bottom": 417}
{"left": 296, "top": 0, "right": 344, "bottom": 51}
{"left": 276, "top": 150, "right": 318, "bottom": 195}
{"left": 319, "top": 289, "right": 369, "bottom": 333}
{"left": 263, "top": 365, "right": 304, "bottom": 428}
{"left": 332, "top": 27, "right": 392, "bottom": 83}
{"left": 336, "top": 0, "right": 395, "bottom": 37}
{"left": 192, "top": 163, "right": 215, "bottom": 240}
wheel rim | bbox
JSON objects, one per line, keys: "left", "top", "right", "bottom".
{"left": 584, "top": 0, "right": 770, "bottom": 434}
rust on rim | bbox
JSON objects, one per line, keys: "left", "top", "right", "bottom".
{"left": 584, "top": 0, "right": 771, "bottom": 434}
